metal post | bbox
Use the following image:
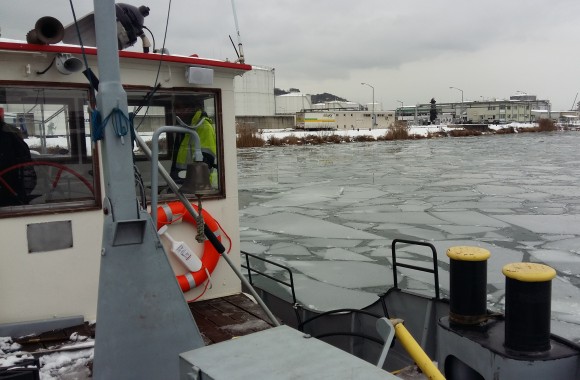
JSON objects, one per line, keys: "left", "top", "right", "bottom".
{"left": 396, "top": 100, "right": 403, "bottom": 121}
{"left": 92, "top": 1, "right": 204, "bottom": 379}
{"left": 230, "top": 0, "right": 245, "bottom": 63}
{"left": 449, "top": 86, "right": 464, "bottom": 123}
{"left": 134, "top": 131, "right": 281, "bottom": 328}
{"left": 149, "top": 126, "right": 202, "bottom": 226}
{"left": 362, "top": 82, "right": 375, "bottom": 127}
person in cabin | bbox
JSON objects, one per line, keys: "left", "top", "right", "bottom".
{"left": 0, "top": 107, "right": 37, "bottom": 206}
{"left": 171, "top": 98, "right": 218, "bottom": 188}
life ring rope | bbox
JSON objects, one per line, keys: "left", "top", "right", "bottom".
{"left": 208, "top": 215, "right": 232, "bottom": 254}
{"left": 156, "top": 201, "right": 230, "bottom": 294}
{"left": 157, "top": 203, "right": 232, "bottom": 255}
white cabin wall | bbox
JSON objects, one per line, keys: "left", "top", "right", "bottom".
{"left": 0, "top": 211, "right": 102, "bottom": 324}
{"left": 0, "top": 51, "right": 104, "bottom": 324}
{"left": 0, "top": 46, "right": 246, "bottom": 323}
{"left": 177, "top": 72, "right": 242, "bottom": 302}
{"left": 108, "top": 60, "right": 244, "bottom": 302}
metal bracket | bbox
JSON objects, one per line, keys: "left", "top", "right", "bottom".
{"left": 376, "top": 317, "right": 396, "bottom": 368}
{"left": 112, "top": 219, "right": 146, "bottom": 246}
{"left": 187, "top": 365, "right": 202, "bottom": 380}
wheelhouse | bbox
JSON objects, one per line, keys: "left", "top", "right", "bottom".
{"left": 0, "top": 39, "right": 250, "bottom": 325}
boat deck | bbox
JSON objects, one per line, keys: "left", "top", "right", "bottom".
{"left": 2, "top": 293, "right": 276, "bottom": 376}
{"left": 189, "top": 293, "right": 277, "bottom": 345}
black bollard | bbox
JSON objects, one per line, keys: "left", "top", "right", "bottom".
{"left": 446, "top": 246, "right": 491, "bottom": 325}
{"left": 502, "top": 262, "right": 556, "bottom": 352}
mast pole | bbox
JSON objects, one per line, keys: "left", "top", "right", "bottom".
{"left": 230, "top": 0, "right": 245, "bottom": 63}
{"left": 91, "top": 1, "right": 203, "bottom": 379}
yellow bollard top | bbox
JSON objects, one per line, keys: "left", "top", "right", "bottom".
{"left": 446, "top": 246, "right": 491, "bottom": 262}
{"left": 502, "top": 262, "right": 556, "bottom": 282}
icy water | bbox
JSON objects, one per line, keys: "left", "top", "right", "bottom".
{"left": 237, "top": 132, "right": 580, "bottom": 343}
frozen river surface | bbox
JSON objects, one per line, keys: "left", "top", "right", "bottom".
{"left": 237, "top": 132, "right": 580, "bottom": 343}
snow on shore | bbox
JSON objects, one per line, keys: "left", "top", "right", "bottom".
{"left": 257, "top": 122, "right": 537, "bottom": 141}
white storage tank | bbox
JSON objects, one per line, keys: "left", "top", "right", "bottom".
{"left": 275, "top": 93, "right": 312, "bottom": 114}
{"left": 326, "top": 101, "right": 360, "bottom": 110}
{"left": 234, "top": 65, "right": 275, "bottom": 116}
{"left": 365, "top": 102, "right": 383, "bottom": 111}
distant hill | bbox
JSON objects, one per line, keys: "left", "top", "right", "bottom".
{"left": 274, "top": 88, "right": 295, "bottom": 96}
{"left": 311, "top": 93, "right": 348, "bottom": 104}
{"left": 275, "top": 88, "right": 348, "bottom": 104}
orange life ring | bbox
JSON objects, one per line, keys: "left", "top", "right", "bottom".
{"left": 156, "top": 201, "right": 221, "bottom": 292}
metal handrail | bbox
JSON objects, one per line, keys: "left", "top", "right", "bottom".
{"left": 315, "top": 332, "right": 384, "bottom": 346}
{"left": 391, "top": 239, "right": 440, "bottom": 299}
{"left": 135, "top": 129, "right": 281, "bottom": 327}
{"left": 241, "top": 251, "right": 298, "bottom": 305}
{"left": 298, "top": 308, "right": 382, "bottom": 331}
{"left": 299, "top": 309, "right": 386, "bottom": 363}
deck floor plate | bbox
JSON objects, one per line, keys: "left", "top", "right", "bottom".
{"left": 7, "top": 293, "right": 276, "bottom": 376}
{"left": 189, "top": 293, "right": 275, "bottom": 344}
{"left": 180, "top": 325, "right": 399, "bottom": 379}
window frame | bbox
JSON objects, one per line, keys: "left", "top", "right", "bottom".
{"left": 125, "top": 86, "right": 226, "bottom": 202}
{"left": 0, "top": 81, "right": 101, "bottom": 218}
{"left": 0, "top": 82, "right": 228, "bottom": 219}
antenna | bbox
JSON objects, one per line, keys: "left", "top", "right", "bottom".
{"left": 230, "top": 0, "right": 245, "bottom": 64}
{"left": 228, "top": 35, "right": 240, "bottom": 60}
{"left": 571, "top": 92, "right": 578, "bottom": 111}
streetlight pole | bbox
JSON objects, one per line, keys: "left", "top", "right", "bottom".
{"left": 361, "top": 82, "right": 375, "bottom": 128}
{"left": 396, "top": 100, "right": 403, "bottom": 121}
{"left": 516, "top": 90, "right": 532, "bottom": 121}
{"left": 449, "top": 86, "right": 464, "bottom": 123}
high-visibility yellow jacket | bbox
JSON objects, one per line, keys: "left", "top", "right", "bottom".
{"left": 175, "top": 110, "right": 217, "bottom": 187}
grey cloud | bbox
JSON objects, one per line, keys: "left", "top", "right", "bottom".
{"left": 2, "top": 0, "right": 580, "bottom": 109}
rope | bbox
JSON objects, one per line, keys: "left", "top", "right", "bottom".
{"left": 212, "top": 216, "right": 233, "bottom": 254}
{"left": 91, "top": 109, "right": 103, "bottom": 141}
{"left": 102, "top": 107, "right": 131, "bottom": 137}
{"left": 195, "top": 196, "right": 205, "bottom": 243}
{"left": 187, "top": 268, "right": 212, "bottom": 303}
{"left": 92, "top": 108, "right": 132, "bottom": 142}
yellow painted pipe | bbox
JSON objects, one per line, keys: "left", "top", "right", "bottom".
{"left": 392, "top": 319, "right": 446, "bottom": 380}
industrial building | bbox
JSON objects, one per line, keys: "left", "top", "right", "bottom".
{"left": 397, "top": 95, "right": 551, "bottom": 125}
{"left": 234, "top": 65, "right": 275, "bottom": 116}
{"left": 296, "top": 110, "right": 395, "bottom": 130}
{"left": 234, "top": 65, "right": 296, "bottom": 129}
{"left": 233, "top": 66, "right": 573, "bottom": 129}
{"left": 334, "top": 110, "right": 395, "bottom": 130}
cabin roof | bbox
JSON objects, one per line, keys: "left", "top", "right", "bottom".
{"left": 0, "top": 39, "right": 252, "bottom": 72}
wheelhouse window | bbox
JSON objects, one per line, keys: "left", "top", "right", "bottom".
{"left": 0, "top": 86, "right": 97, "bottom": 215}
{"left": 128, "top": 90, "right": 224, "bottom": 201}
{"left": 0, "top": 86, "right": 224, "bottom": 216}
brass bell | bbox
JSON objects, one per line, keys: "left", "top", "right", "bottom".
{"left": 179, "top": 162, "right": 213, "bottom": 195}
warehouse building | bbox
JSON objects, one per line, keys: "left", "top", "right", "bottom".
{"left": 397, "top": 95, "right": 551, "bottom": 125}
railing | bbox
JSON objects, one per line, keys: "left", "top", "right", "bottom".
{"left": 241, "top": 251, "right": 298, "bottom": 306}
{"left": 298, "top": 308, "right": 384, "bottom": 343}
{"left": 391, "top": 239, "right": 440, "bottom": 299}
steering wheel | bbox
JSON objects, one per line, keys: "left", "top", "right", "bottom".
{"left": 0, "top": 161, "right": 94, "bottom": 198}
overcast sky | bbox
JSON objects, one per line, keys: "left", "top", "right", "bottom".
{"left": 2, "top": 0, "right": 579, "bottom": 110}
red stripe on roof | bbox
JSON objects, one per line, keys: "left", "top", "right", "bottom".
{"left": 0, "top": 41, "right": 252, "bottom": 71}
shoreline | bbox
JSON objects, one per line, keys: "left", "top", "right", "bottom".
{"left": 238, "top": 120, "right": 574, "bottom": 148}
